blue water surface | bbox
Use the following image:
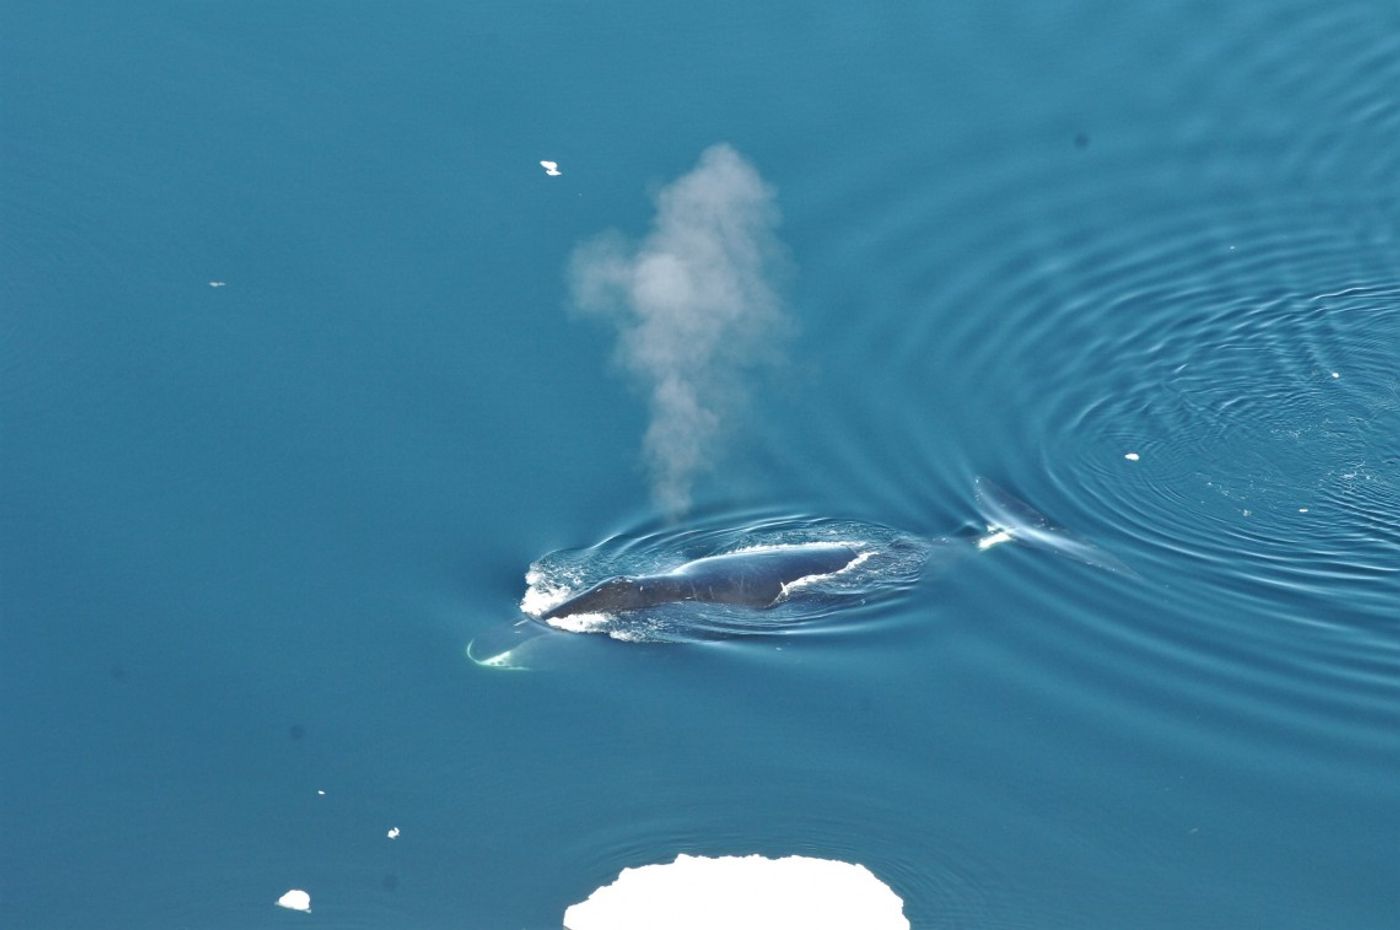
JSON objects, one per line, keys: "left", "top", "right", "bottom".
{"left": 3, "top": 1, "right": 1397, "bottom": 928}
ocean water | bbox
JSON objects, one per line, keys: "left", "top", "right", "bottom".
{"left": 3, "top": 1, "right": 1397, "bottom": 928}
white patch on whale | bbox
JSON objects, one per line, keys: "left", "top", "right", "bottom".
{"left": 778, "top": 546, "right": 874, "bottom": 597}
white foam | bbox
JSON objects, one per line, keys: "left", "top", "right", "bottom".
{"left": 541, "top": 160, "right": 563, "bottom": 176}
{"left": 977, "top": 528, "right": 1014, "bottom": 550}
{"left": 545, "top": 611, "right": 612, "bottom": 633}
{"left": 275, "top": 889, "right": 311, "bottom": 913}
{"left": 780, "top": 548, "right": 874, "bottom": 595}
{"left": 520, "top": 568, "right": 574, "bottom": 618}
{"left": 208, "top": 280, "right": 227, "bottom": 288}
{"left": 846, "top": 548, "right": 874, "bottom": 571}
{"left": 727, "top": 540, "right": 862, "bottom": 556}
{"left": 608, "top": 628, "right": 649, "bottom": 643}
{"left": 779, "top": 574, "right": 822, "bottom": 596}
{"left": 562, "top": 853, "right": 908, "bottom": 930}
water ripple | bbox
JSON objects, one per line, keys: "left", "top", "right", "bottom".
{"left": 765, "top": 0, "right": 1400, "bottom": 808}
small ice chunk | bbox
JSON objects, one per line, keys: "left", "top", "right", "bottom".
{"left": 387, "top": 826, "right": 400, "bottom": 839}
{"left": 316, "top": 789, "right": 326, "bottom": 796}
{"left": 208, "top": 281, "right": 227, "bottom": 288}
{"left": 540, "top": 160, "right": 562, "bottom": 176}
{"left": 563, "top": 854, "right": 908, "bottom": 930}
{"left": 1331, "top": 371, "right": 1340, "bottom": 379}
{"left": 276, "top": 889, "right": 311, "bottom": 913}
{"left": 1298, "top": 507, "right": 1309, "bottom": 513}
{"left": 1124, "top": 452, "right": 1141, "bottom": 462}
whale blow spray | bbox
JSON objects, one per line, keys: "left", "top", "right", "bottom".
{"left": 570, "top": 144, "right": 790, "bottom": 516}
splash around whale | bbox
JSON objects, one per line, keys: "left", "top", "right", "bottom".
{"left": 465, "top": 479, "right": 1133, "bottom": 669}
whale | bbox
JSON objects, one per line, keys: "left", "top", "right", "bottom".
{"left": 541, "top": 542, "right": 863, "bottom": 620}
{"left": 468, "top": 478, "right": 1134, "bottom": 670}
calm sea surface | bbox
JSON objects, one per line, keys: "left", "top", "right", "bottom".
{"left": 3, "top": 2, "right": 1397, "bottom": 927}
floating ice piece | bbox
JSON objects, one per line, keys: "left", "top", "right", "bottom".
{"left": 275, "top": 889, "right": 311, "bottom": 913}
{"left": 1331, "top": 371, "right": 1340, "bottom": 379}
{"left": 1299, "top": 507, "right": 1309, "bottom": 513}
{"left": 540, "top": 160, "right": 562, "bottom": 176}
{"left": 208, "top": 281, "right": 227, "bottom": 288}
{"left": 316, "top": 789, "right": 325, "bottom": 796}
{"left": 1124, "top": 452, "right": 1141, "bottom": 462}
{"left": 562, "top": 853, "right": 908, "bottom": 930}
{"left": 387, "top": 826, "right": 400, "bottom": 839}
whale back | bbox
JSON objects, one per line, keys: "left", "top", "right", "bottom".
{"left": 671, "top": 543, "right": 858, "bottom": 582}
{"left": 542, "top": 542, "right": 862, "bottom": 620}
{"left": 663, "top": 542, "right": 861, "bottom": 608}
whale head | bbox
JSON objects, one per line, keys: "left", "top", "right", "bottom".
{"left": 542, "top": 576, "right": 651, "bottom": 620}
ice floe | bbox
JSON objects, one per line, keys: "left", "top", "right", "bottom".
{"left": 275, "top": 889, "right": 311, "bottom": 913}
{"left": 562, "top": 853, "right": 908, "bottom": 930}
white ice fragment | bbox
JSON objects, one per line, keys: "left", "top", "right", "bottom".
{"left": 540, "top": 160, "right": 562, "bottom": 176}
{"left": 1331, "top": 371, "right": 1340, "bottom": 379}
{"left": 1124, "top": 452, "right": 1141, "bottom": 462}
{"left": 1298, "top": 507, "right": 1309, "bottom": 513}
{"left": 276, "top": 889, "right": 311, "bottom": 913}
{"left": 387, "top": 826, "right": 400, "bottom": 839}
{"left": 563, "top": 853, "right": 909, "bottom": 930}
{"left": 208, "top": 281, "right": 227, "bottom": 288}
{"left": 316, "top": 789, "right": 326, "bottom": 796}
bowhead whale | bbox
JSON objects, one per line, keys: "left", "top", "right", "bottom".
{"left": 468, "top": 478, "right": 1133, "bottom": 669}
{"left": 542, "top": 542, "right": 862, "bottom": 620}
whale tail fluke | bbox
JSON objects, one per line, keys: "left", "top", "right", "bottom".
{"left": 973, "top": 476, "right": 1135, "bottom": 576}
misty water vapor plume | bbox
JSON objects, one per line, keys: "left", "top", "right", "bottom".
{"left": 570, "top": 144, "right": 790, "bottom": 515}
